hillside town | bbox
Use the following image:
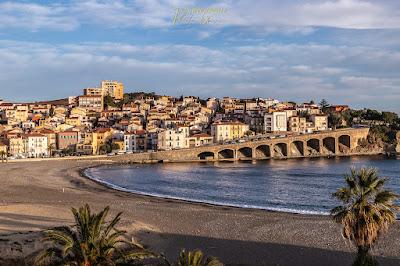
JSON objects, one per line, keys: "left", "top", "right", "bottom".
{"left": 0, "top": 80, "right": 352, "bottom": 159}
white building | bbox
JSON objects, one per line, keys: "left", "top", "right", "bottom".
{"left": 157, "top": 126, "right": 189, "bottom": 150}
{"left": 124, "top": 130, "right": 149, "bottom": 153}
{"left": 264, "top": 112, "right": 287, "bottom": 132}
{"left": 124, "top": 132, "right": 136, "bottom": 152}
{"left": 24, "top": 134, "right": 48, "bottom": 158}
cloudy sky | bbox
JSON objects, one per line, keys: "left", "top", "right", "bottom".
{"left": 1, "top": 0, "right": 400, "bottom": 112}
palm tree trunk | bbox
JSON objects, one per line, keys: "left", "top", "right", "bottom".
{"left": 357, "top": 246, "right": 370, "bottom": 257}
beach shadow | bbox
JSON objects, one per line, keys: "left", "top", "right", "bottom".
{"left": 146, "top": 232, "right": 400, "bottom": 266}
{"left": 0, "top": 212, "right": 70, "bottom": 234}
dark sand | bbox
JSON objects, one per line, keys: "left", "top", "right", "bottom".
{"left": 0, "top": 159, "right": 399, "bottom": 265}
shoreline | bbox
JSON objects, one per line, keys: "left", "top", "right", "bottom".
{"left": 82, "top": 165, "right": 331, "bottom": 217}
{"left": 0, "top": 158, "right": 399, "bottom": 265}
{"left": 80, "top": 153, "right": 393, "bottom": 217}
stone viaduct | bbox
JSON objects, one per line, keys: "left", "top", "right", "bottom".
{"left": 118, "top": 128, "right": 370, "bottom": 163}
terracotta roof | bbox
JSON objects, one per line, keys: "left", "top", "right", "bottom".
{"left": 135, "top": 130, "right": 147, "bottom": 135}
{"left": 36, "top": 129, "right": 55, "bottom": 134}
{"left": 212, "top": 121, "right": 245, "bottom": 125}
{"left": 94, "top": 128, "right": 111, "bottom": 133}
{"left": 58, "top": 131, "right": 78, "bottom": 135}
{"left": 191, "top": 133, "right": 211, "bottom": 138}
{"left": 25, "top": 133, "right": 45, "bottom": 137}
{"left": 79, "top": 95, "right": 102, "bottom": 98}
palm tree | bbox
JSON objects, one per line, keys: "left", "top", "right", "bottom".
{"left": 35, "top": 204, "right": 156, "bottom": 265}
{"left": 331, "top": 168, "right": 399, "bottom": 264}
{"left": 174, "top": 249, "right": 223, "bottom": 266}
{"left": 0, "top": 150, "right": 6, "bottom": 162}
{"left": 48, "top": 143, "right": 56, "bottom": 157}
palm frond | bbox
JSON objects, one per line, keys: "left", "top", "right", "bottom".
{"left": 36, "top": 204, "right": 155, "bottom": 266}
{"left": 331, "top": 167, "right": 399, "bottom": 258}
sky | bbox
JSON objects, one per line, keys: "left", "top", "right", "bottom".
{"left": 0, "top": 0, "right": 400, "bottom": 112}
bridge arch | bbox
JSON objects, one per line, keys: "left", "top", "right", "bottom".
{"left": 307, "top": 138, "right": 320, "bottom": 155}
{"left": 323, "top": 137, "right": 336, "bottom": 154}
{"left": 255, "top": 145, "right": 271, "bottom": 158}
{"left": 273, "top": 143, "right": 288, "bottom": 157}
{"left": 290, "top": 141, "right": 304, "bottom": 156}
{"left": 237, "top": 147, "right": 252, "bottom": 159}
{"left": 339, "top": 135, "right": 351, "bottom": 152}
{"left": 198, "top": 151, "right": 215, "bottom": 160}
{"left": 218, "top": 149, "right": 234, "bottom": 159}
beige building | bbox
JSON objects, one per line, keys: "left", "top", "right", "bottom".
{"left": 288, "top": 116, "right": 307, "bottom": 132}
{"left": 288, "top": 115, "right": 328, "bottom": 133}
{"left": 101, "top": 80, "right": 124, "bottom": 100}
{"left": 15, "top": 105, "right": 29, "bottom": 122}
{"left": 65, "top": 117, "right": 82, "bottom": 126}
{"left": 211, "top": 121, "right": 250, "bottom": 142}
{"left": 187, "top": 133, "right": 213, "bottom": 147}
{"left": 310, "top": 115, "right": 328, "bottom": 131}
{"left": 92, "top": 128, "right": 113, "bottom": 154}
{"left": 78, "top": 95, "right": 104, "bottom": 112}
{"left": 6, "top": 105, "right": 29, "bottom": 124}
{"left": 84, "top": 87, "right": 104, "bottom": 96}
{"left": 9, "top": 137, "right": 24, "bottom": 157}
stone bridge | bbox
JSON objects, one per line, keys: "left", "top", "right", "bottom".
{"left": 119, "top": 128, "right": 370, "bottom": 163}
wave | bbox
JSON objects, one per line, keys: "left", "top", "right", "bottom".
{"left": 84, "top": 168, "right": 330, "bottom": 216}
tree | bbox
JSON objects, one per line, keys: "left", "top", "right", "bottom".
{"left": 173, "top": 249, "right": 223, "bottom": 266}
{"left": 0, "top": 150, "right": 7, "bottom": 162}
{"left": 382, "top": 112, "right": 398, "bottom": 125}
{"left": 48, "top": 143, "right": 56, "bottom": 157}
{"left": 99, "top": 143, "right": 112, "bottom": 154}
{"left": 319, "top": 99, "right": 329, "bottom": 113}
{"left": 111, "top": 143, "right": 121, "bottom": 152}
{"left": 244, "top": 130, "right": 253, "bottom": 137}
{"left": 331, "top": 168, "right": 399, "bottom": 265}
{"left": 329, "top": 113, "right": 342, "bottom": 130}
{"left": 298, "top": 110, "right": 310, "bottom": 119}
{"left": 35, "top": 204, "right": 156, "bottom": 265}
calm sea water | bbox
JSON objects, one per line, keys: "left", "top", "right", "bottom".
{"left": 85, "top": 156, "right": 400, "bottom": 215}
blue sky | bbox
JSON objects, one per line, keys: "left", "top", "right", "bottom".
{"left": 0, "top": 0, "right": 400, "bottom": 112}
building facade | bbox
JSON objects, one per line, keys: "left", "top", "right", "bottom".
{"left": 264, "top": 111, "right": 287, "bottom": 132}
{"left": 57, "top": 131, "right": 79, "bottom": 150}
{"left": 310, "top": 115, "right": 328, "bottom": 131}
{"left": 78, "top": 95, "right": 104, "bottom": 112}
{"left": 24, "top": 134, "right": 48, "bottom": 158}
{"left": 211, "top": 122, "right": 250, "bottom": 142}
{"left": 157, "top": 126, "right": 190, "bottom": 150}
{"left": 101, "top": 80, "right": 124, "bottom": 100}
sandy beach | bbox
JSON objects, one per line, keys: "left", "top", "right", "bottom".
{"left": 0, "top": 159, "right": 399, "bottom": 265}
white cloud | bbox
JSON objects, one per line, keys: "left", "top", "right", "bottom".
{"left": 0, "top": 40, "right": 400, "bottom": 112}
{"left": 0, "top": 0, "right": 399, "bottom": 32}
{"left": 224, "top": 0, "right": 400, "bottom": 30}
{"left": 0, "top": 2, "right": 79, "bottom": 31}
